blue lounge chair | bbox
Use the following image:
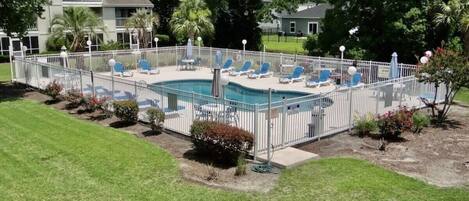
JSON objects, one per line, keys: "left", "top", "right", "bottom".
{"left": 248, "top": 63, "right": 272, "bottom": 79}
{"left": 339, "top": 73, "right": 364, "bottom": 89}
{"left": 279, "top": 66, "right": 304, "bottom": 83}
{"left": 114, "top": 62, "right": 133, "bottom": 77}
{"left": 306, "top": 70, "right": 332, "bottom": 88}
{"left": 220, "top": 59, "right": 234, "bottom": 73}
{"left": 138, "top": 59, "right": 160, "bottom": 75}
{"left": 229, "top": 61, "right": 253, "bottom": 76}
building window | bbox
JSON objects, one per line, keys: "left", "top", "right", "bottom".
{"left": 308, "top": 22, "right": 318, "bottom": 34}
{"left": 117, "top": 32, "right": 130, "bottom": 48}
{"left": 115, "top": 8, "right": 136, "bottom": 27}
{"left": 290, "top": 21, "right": 296, "bottom": 33}
{"left": 85, "top": 34, "right": 103, "bottom": 51}
{"left": 0, "top": 37, "right": 9, "bottom": 55}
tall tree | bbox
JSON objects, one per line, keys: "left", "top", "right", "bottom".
{"left": 125, "top": 8, "right": 159, "bottom": 48}
{"left": 170, "top": 0, "right": 214, "bottom": 41}
{"left": 314, "top": 0, "right": 430, "bottom": 63}
{"left": 0, "top": 0, "right": 48, "bottom": 39}
{"left": 151, "top": 0, "right": 180, "bottom": 40}
{"left": 433, "top": 0, "right": 469, "bottom": 57}
{"left": 50, "top": 7, "right": 104, "bottom": 52}
{"left": 206, "top": 0, "right": 263, "bottom": 50}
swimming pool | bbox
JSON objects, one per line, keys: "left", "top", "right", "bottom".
{"left": 153, "top": 79, "right": 310, "bottom": 104}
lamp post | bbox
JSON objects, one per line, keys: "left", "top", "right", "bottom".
{"left": 339, "top": 45, "right": 346, "bottom": 84}
{"left": 108, "top": 59, "right": 116, "bottom": 99}
{"left": 197, "top": 36, "right": 202, "bottom": 63}
{"left": 87, "top": 39, "right": 92, "bottom": 71}
{"left": 242, "top": 39, "right": 247, "bottom": 60}
{"left": 60, "top": 46, "right": 68, "bottom": 68}
{"left": 419, "top": 56, "right": 429, "bottom": 64}
{"left": 154, "top": 37, "right": 159, "bottom": 69}
{"left": 347, "top": 65, "right": 357, "bottom": 133}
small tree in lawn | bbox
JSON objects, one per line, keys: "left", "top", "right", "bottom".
{"left": 417, "top": 48, "right": 469, "bottom": 123}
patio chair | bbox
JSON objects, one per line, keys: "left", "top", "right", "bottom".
{"left": 279, "top": 66, "right": 305, "bottom": 84}
{"left": 248, "top": 63, "right": 272, "bottom": 79}
{"left": 138, "top": 59, "right": 160, "bottom": 75}
{"left": 220, "top": 58, "right": 234, "bottom": 73}
{"left": 138, "top": 99, "right": 160, "bottom": 110}
{"left": 306, "top": 70, "right": 332, "bottom": 88}
{"left": 219, "top": 106, "right": 239, "bottom": 126}
{"left": 194, "top": 104, "right": 212, "bottom": 120}
{"left": 229, "top": 61, "right": 253, "bottom": 76}
{"left": 338, "top": 73, "right": 364, "bottom": 89}
{"left": 113, "top": 91, "right": 135, "bottom": 101}
{"left": 82, "top": 85, "right": 110, "bottom": 97}
{"left": 114, "top": 62, "right": 133, "bottom": 77}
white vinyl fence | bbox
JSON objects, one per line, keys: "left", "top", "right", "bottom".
{"left": 13, "top": 46, "right": 445, "bottom": 158}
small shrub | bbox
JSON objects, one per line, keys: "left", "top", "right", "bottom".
{"left": 234, "top": 154, "right": 247, "bottom": 176}
{"left": 64, "top": 89, "right": 83, "bottom": 109}
{"left": 82, "top": 95, "right": 109, "bottom": 112}
{"left": 205, "top": 164, "right": 218, "bottom": 181}
{"left": 190, "top": 121, "right": 254, "bottom": 165}
{"left": 412, "top": 112, "right": 430, "bottom": 134}
{"left": 113, "top": 100, "right": 139, "bottom": 123}
{"left": 147, "top": 108, "right": 165, "bottom": 132}
{"left": 353, "top": 113, "right": 378, "bottom": 137}
{"left": 44, "top": 80, "right": 63, "bottom": 101}
{"left": 377, "top": 107, "right": 413, "bottom": 139}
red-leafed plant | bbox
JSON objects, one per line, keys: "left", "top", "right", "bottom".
{"left": 44, "top": 80, "right": 63, "bottom": 101}
{"left": 81, "top": 95, "right": 109, "bottom": 112}
{"left": 190, "top": 121, "right": 254, "bottom": 165}
{"left": 377, "top": 107, "right": 414, "bottom": 139}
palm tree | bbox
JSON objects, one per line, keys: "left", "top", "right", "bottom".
{"left": 125, "top": 8, "right": 159, "bottom": 48}
{"left": 433, "top": 0, "right": 469, "bottom": 56}
{"left": 170, "top": 0, "right": 214, "bottom": 41}
{"left": 50, "top": 7, "right": 104, "bottom": 52}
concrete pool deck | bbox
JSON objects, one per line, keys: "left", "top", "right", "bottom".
{"left": 101, "top": 66, "right": 337, "bottom": 94}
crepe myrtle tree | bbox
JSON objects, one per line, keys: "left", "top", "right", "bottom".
{"left": 417, "top": 48, "right": 469, "bottom": 122}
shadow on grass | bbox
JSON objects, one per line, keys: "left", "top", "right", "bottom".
{"left": 182, "top": 149, "right": 235, "bottom": 169}
{"left": 0, "top": 81, "right": 29, "bottom": 102}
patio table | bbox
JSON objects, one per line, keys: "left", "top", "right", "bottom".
{"left": 201, "top": 103, "right": 225, "bottom": 121}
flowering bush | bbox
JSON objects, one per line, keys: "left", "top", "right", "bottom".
{"left": 44, "top": 80, "right": 63, "bottom": 101}
{"left": 417, "top": 48, "right": 469, "bottom": 122}
{"left": 190, "top": 121, "right": 254, "bottom": 165}
{"left": 377, "top": 107, "right": 414, "bottom": 139}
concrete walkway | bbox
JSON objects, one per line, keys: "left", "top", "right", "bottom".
{"left": 257, "top": 147, "right": 319, "bottom": 169}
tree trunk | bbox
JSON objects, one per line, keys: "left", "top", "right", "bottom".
{"left": 464, "top": 31, "right": 469, "bottom": 58}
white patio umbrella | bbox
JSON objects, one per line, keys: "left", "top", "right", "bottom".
{"left": 211, "top": 50, "right": 222, "bottom": 98}
{"left": 186, "top": 39, "right": 193, "bottom": 59}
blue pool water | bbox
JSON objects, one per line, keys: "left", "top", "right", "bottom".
{"left": 153, "top": 79, "right": 309, "bottom": 104}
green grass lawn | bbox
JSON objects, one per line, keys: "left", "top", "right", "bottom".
{"left": 262, "top": 35, "right": 306, "bottom": 55}
{"left": 0, "top": 63, "right": 11, "bottom": 82}
{"left": 455, "top": 88, "right": 469, "bottom": 105}
{"left": 0, "top": 99, "right": 468, "bottom": 200}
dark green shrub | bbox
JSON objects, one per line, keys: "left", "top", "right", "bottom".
{"left": 44, "top": 80, "right": 63, "bottom": 101}
{"left": 354, "top": 113, "right": 378, "bottom": 137}
{"left": 412, "top": 112, "right": 430, "bottom": 134}
{"left": 46, "top": 36, "right": 67, "bottom": 52}
{"left": 377, "top": 107, "right": 413, "bottom": 139}
{"left": 113, "top": 100, "right": 139, "bottom": 123}
{"left": 0, "top": 55, "right": 10, "bottom": 63}
{"left": 155, "top": 34, "right": 171, "bottom": 46}
{"left": 100, "top": 40, "right": 125, "bottom": 51}
{"left": 147, "top": 108, "right": 165, "bottom": 132}
{"left": 303, "top": 34, "right": 321, "bottom": 56}
{"left": 190, "top": 121, "right": 254, "bottom": 165}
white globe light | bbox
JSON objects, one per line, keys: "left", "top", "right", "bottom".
{"left": 220, "top": 75, "right": 230, "bottom": 86}
{"left": 347, "top": 66, "right": 357, "bottom": 75}
{"left": 86, "top": 40, "right": 92, "bottom": 46}
{"left": 339, "top": 45, "right": 346, "bottom": 52}
{"left": 22, "top": 46, "right": 28, "bottom": 51}
{"left": 420, "top": 56, "right": 429, "bottom": 64}
{"left": 242, "top": 39, "right": 247, "bottom": 45}
{"left": 108, "top": 59, "right": 116, "bottom": 67}
{"left": 197, "top": 36, "right": 202, "bottom": 41}
{"left": 425, "top": 51, "right": 432, "bottom": 58}
{"left": 61, "top": 45, "right": 67, "bottom": 51}
{"left": 154, "top": 37, "right": 159, "bottom": 42}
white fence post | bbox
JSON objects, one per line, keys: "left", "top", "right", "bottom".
{"left": 375, "top": 87, "right": 380, "bottom": 114}
{"left": 253, "top": 104, "right": 259, "bottom": 160}
{"left": 191, "top": 92, "right": 195, "bottom": 121}
{"left": 348, "top": 87, "right": 353, "bottom": 133}
{"left": 281, "top": 99, "right": 287, "bottom": 146}
{"left": 368, "top": 61, "right": 372, "bottom": 84}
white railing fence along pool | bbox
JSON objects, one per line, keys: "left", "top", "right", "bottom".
{"left": 12, "top": 46, "right": 445, "bottom": 159}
